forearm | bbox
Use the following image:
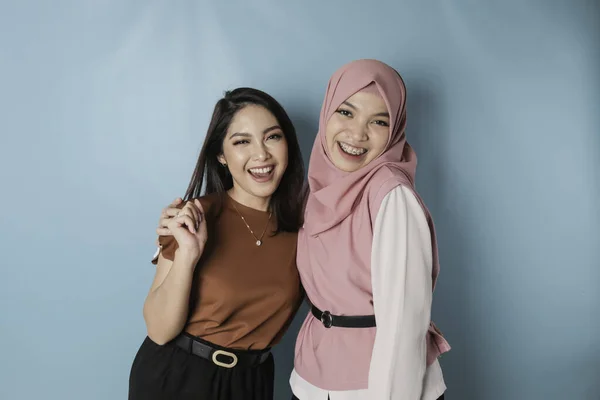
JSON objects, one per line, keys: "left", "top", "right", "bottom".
{"left": 143, "top": 250, "right": 198, "bottom": 345}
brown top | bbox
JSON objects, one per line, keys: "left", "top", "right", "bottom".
{"left": 153, "top": 192, "right": 302, "bottom": 350}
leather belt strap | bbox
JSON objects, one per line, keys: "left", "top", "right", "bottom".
{"left": 311, "top": 305, "right": 376, "bottom": 329}
{"left": 174, "top": 333, "right": 270, "bottom": 369}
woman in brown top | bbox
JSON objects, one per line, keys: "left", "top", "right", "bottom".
{"left": 128, "top": 88, "right": 305, "bottom": 400}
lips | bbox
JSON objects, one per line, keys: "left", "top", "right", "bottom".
{"left": 337, "top": 141, "right": 367, "bottom": 158}
{"left": 248, "top": 165, "right": 275, "bottom": 182}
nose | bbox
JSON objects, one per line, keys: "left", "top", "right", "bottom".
{"left": 252, "top": 142, "right": 271, "bottom": 161}
{"left": 347, "top": 120, "right": 369, "bottom": 141}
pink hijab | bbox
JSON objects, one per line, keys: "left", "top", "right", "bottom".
{"left": 303, "top": 59, "right": 450, "bottom": 364}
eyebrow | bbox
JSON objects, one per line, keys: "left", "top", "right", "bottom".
{"left": 229, "top": 125, "right": 282, "bottom": 139}
{"left": 229, "top": 132, "right": 251, "bottom": 140}
{"left": 263, "top": 125, "right": 282, "bottom": 134}
{"left": 373, "top": 111, "right": 390, "bottom": 118}
{"left": 341, "top": 101, "right": 389, "bottom": 118}
{"left": 342, "top": 101, "right": 357, "bottom": 110}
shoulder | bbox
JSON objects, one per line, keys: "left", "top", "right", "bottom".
{"left": 367, "top": 166, "right": 408, "bottom": 201}
{"left": 373, "top": 165, "right": 402, "bottom": 181}
{"left": 378, "top": 185, "right": 419, "bottom": 211}
{"left": 375, "top": 186, "right": 428, "bottom": 237}
{"left": 365, "top": 166, "right": 410, "bottom": 218}
{"left": 370, "top": 165, "right": 402, "bottom": 186}
{"left": 189, "top": 192, "right": 223, "bottom": 217}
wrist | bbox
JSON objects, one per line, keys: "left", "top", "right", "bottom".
{"left": 174, "top": 248, "right": 201, "bottom": 266}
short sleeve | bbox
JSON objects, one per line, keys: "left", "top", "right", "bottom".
{"left": 150, "top": 201, "right": 186, "bottom": 265}
{"left": 151, "top": 234, "right": 179, "bottom": 264}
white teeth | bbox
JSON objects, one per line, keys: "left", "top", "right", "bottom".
{"left": 249, "top": 166, "right": 274, "bottom": 174}
{"left": 339, "top": 142, "right": 367, "bottom": 156}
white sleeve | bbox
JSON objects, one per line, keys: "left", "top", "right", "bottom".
{"left": 368, "top": 186, "right": 433, "bottom": 400}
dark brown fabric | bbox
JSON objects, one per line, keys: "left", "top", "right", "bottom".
{"left": 153, "top": 192, "right": 302, "bottom": 350}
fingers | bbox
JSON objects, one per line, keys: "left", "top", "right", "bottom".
{"left": 166, "top": 217, "right": 195, "bottom": 246}
{"left": 166, "top": 216, "right": 192, "bottom": 235}
{"left": 193, "top": 199, "right": 208, "bottom": 244}
{"left": 162, "top": 206, "right": 181, "bottom": 219}
{"left": 156, "top": 228, "right": 172, "bottom": 236}
{"left": 158, "top": 213, "right": 174, "bottom": 229}
{"left": 182, "top": 203, "right": 200, "bottom": 227}
{"left": 159, "top": 198, "right": 203, "bottom": 235}
{"left": 194, "top": 199, "right": 205, "bottom": 217}
{"left": 159, "top": 201, "right": 185, "bottom": 229}
{"left": 180, "top": 201, "right": 204, "bottom": 230}
{"left": 173, "top": 214, "right": 197, "bottom": 234}
{"left": 160, "top": 198, "right": 184, "bottom": 219}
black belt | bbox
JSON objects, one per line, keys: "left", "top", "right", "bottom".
{"left": 311, "top": 305, "right": 376, "bottom": 328}
{"left": 174, "top": 333, "right": 270, "bottom": 369}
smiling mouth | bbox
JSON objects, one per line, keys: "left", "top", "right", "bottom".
{"left": 248, "top": 165, "right": 275, "bottom": 181}
{"left": 338, "top": 141, "right": 368, "bottom": 156}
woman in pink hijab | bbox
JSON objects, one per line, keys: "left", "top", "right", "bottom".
{"left": 289, "top": 59, "right": 450, "bottom": 400}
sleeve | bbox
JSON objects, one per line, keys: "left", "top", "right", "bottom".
{"left": 150, "top": 201, "right": 188, "bottom": 265}
{"left": 151, "top": 234, "right": 179, "bottom": 265}
{"left": 368, "top": 186, "right": 433, "bottom": 399}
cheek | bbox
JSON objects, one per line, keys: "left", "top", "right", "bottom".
{"left": 324, "top": 119, "right": 341, "bottom": 146}
{"left": 223, "top": 147, "right": 248, "bottom": 170}
{"left": 370, "top": 130, "right": 389, "bottom": 156}
{"left": 274, "top": 142, "right": 289, "bottom": 166}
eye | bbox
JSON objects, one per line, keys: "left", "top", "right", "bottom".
{"left": 336, "top": 109, "right": 352, "bottom": 117}
{"left": 233, "top": 139, "right": 250, "bottom": 145}
{"left": 267, "top": 133, "right": 283, "bottom": 141}
{"left": 373, "top": 120, "right": 389, "bottom": 127}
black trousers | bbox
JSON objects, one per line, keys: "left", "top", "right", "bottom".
{"left": 129, "top": 336, "right": 274, "bottom": 400}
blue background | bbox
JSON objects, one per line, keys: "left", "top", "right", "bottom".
{"left": 1, "top": 1, "right": 598, "bottom": 399}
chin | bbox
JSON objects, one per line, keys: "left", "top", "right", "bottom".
{"left": 330, "top": 157, "right": 358, "bottom": 172}
{"left": 245, "top": 182, "right": 280, "bottom": 199}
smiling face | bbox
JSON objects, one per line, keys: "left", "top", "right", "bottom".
{"left": 324, "top": 90, "right": 391, "bottom": 172}
{"left": 217, "top": 104, "right": 288, "bottom": 205}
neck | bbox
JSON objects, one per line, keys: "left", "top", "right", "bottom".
{"left": 227, "top": 188, "right": 271, "bottom": 212}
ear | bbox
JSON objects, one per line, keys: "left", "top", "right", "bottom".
{"left": 217, "top": 154, "right": 227, "bottom": 166}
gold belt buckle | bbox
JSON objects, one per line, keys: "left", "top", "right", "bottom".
{"left": 212, "top": 350, "right": 238, "bottom": 368}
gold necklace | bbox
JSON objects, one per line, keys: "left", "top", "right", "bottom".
{"left": 231, "top": 201, "right": 272, "bottom": 246}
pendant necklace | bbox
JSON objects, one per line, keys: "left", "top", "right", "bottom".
{"left": 231, "top": 201, "right": 272, "bottom": 246}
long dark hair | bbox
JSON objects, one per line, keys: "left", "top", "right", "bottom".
{"left": 183, "top": 87, "right": 305, "bottom": 233}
